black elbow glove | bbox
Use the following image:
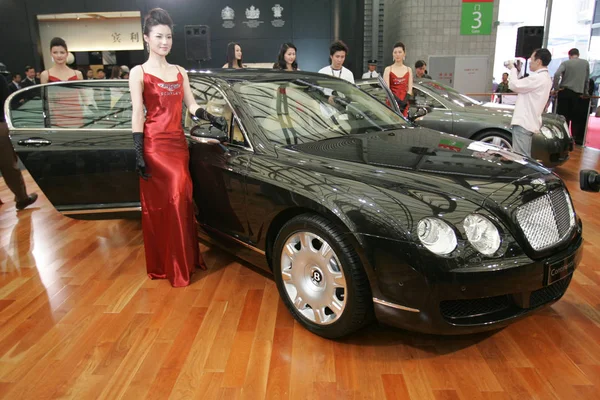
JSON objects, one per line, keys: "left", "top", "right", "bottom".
{"left": 133, "top": 132, "right": 151, "bottom": 180}
{"left": 195, "top": 107, "right": 228, "bottom": 134}
{"left": 394, "top": 93, "right": 411, "bottom": 110}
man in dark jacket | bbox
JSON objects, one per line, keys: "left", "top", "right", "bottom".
{"left": 20, "top": 66, "right": 39, "bottom": 88}
{"left": 552, "top": 48, "right": 590, "bottom": 145}
{"left": 0, "top": 74, "right": 37, "bottom": 209}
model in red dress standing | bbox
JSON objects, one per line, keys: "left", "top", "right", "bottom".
{"left": 129, "top": 8, "right": 228, "bottom": 287}
{"left": 383, "top": 42, "right": 413, "bottom": 117}
{"left": 40, "top": 37, "right": 85, "bottom": 128}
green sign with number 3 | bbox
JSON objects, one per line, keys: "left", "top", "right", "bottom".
{"left": 460, "top": 0, "right": 494, "bottom": 35}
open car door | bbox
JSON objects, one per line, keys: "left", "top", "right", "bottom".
{"left": 7, "top": 80, "right": 139, "bottom": 218}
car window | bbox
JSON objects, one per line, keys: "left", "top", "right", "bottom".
{"left": 188, "top": 80, "right": 248, "bottom": 147}
{"left": 419, "top": 81, "right": 481, "bottom": 107}
{"left": 233, "top": 78, "right": 408, "bottom": 146}
{"left": 43, "top": 82, "right": 132, "bottom": 129}
{"left": 413, "top": 88, "right": 445, "bottom": 109}
{"left": 357, "top": 82, "right": 388, "bottom": 103}
{"left": 8, "top": 87, "right": 44, "bottom": 128}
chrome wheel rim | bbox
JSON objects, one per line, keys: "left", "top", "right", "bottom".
{"left": 480, "top": 136, "right": 513, "bottom": 150}
{"left": 280, "top": 231, "right": 347, "bottom": 325}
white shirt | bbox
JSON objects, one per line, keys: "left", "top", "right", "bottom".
{"left": 318, "top": 66, "right": 355, "bottom": 84}
{"left": 362, "top": 71, "right": 379, "bottom": 79}
{"left": 508, "top": 67, "right": 551, "bottom": 134}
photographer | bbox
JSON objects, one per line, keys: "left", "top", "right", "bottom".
{"left": 506, "top": 49, "right": 553, "bottom": 157}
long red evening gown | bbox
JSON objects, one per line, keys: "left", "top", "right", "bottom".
{"left": 140, "top": 66, "right": 205, "bottom": 287}
{"left": 389, "top": 69, "right": 410, "bottom": 117}
{"left": 48, "top": 73, "right": 83, "bottom": 127}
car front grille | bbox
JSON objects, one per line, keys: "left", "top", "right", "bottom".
{"left": 516, "top": 189, "right": 575, "bottom": 251}
{"left": 529, "top": 275, "right": 572, "bottom": 308}
{"left": 440, "top": 296, "right": 510, "bottom": 320}
{"left": 440, "top": 276, "right": 572, "bottom": 324}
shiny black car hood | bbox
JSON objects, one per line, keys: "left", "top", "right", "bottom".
{"left": 278, "top": 127, "right": 551, "bottom": 206}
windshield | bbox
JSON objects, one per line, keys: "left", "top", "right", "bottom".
{"left": 232, "top": 78, "right": 408, "bottom": 145}
{"left": 418, "top": 81, "right": 482, "bottom": 107}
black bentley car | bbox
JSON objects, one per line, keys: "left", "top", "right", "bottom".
{"left": 6, "top": 70, "right": 583, "bottom": 338}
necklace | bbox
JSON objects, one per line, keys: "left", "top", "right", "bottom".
{"left": 330, "top": 67, "right": 342, "bottom": 78}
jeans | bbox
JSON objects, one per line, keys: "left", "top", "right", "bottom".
{"left": 511, "top": 125, "right": 533, "bottom": 157}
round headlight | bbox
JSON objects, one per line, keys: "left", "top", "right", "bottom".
{"left": 563, "top": 121, "right": 571, "bottom": 138}
{"left": 552, "top": 125, "right": 564, "bottom": 139}
{"left": 540, "top": 126, "right": 554, "bottom": 139}
{"left": 463, "top": 214, "right": 501, "bottom": 255}
{"left": 417, "top": 218, "right": 457, "bottom": 255}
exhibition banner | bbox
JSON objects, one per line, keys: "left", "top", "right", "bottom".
{"left": 460, "top": 0, "right": 493, "bottom": 36}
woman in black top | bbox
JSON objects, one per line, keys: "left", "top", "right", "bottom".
{"left": 273, "top": 43, "right": 298, "bottom": 71}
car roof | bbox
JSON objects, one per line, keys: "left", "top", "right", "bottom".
{"left": 188, "top": 68, "right": 337, "bottom": 84}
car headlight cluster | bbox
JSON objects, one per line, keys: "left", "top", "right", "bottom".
{"left": 540, "top": 126, "right": 554, "bottom": 139}
{"left": 462, "top": 214, "right": 501, "bottom": 255}
{"left": 417, "top": 218, "right": 457, "bottom": 255}
{"left": 417, "top": 214, "right": 501, "bottom": 256}
{"left": 551, "top": 125, "right": 564, "bottom": 139}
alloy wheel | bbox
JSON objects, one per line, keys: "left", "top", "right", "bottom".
{"left": 280, "top": 231, "right": 347, "bottom": 325}
{"left": 480, "top": 135, "right": 513, "bottom": 149}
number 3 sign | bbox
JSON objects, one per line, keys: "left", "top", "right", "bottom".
{"left": 460, "top": 0, "right": 494, "bottom": 35}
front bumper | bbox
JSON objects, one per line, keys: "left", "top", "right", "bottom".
{"left": 532, "top": 134, "right": 572, "bottom": 168}
{"left": 370, "top": 234, "right": 583, "bottom": 335}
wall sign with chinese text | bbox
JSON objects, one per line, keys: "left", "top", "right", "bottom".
{"left": 460, "top": 0, "right": 493, "bottom": 36}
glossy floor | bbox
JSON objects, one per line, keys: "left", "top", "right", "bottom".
{"left": 0, "top": 148, "right": 599, "bottom": 400}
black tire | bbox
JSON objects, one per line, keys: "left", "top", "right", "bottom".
{"left": 473, "top": 130, "right": 513, "bottom": 150}
{"left": 272, "top": 213, "right": 373, "bottom": 338}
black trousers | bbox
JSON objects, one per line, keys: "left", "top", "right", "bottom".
{"left": 557, "top": 88, "right": 589, "bottom": 144}
{"left": 0, "top": 122, "right": 28, "bottom": 202}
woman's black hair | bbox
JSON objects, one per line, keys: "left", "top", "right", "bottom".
{"left": 226, "top": 42, "right": 243, "bottom": 68}
{"left": 143, "top": 8, "right": 173, "bottom": 36}
{"left": 275, "top": 43, "right": 298, "bottom": 70}
{"left": 50, "top": 37, "right": 68, "bottom": 51}
{"left": 393, "top": 41, "right": 406, "bottom": 52}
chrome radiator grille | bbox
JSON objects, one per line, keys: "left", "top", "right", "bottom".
{"left": 516, "top": 189, "right": 575, "bottom": 251}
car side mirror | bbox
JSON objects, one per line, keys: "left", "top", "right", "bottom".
{"left": 190, "top": 125, "right": 228, "bottom": 143}
{"left": 409, "top": 106, "right": 431, "bottom": 122}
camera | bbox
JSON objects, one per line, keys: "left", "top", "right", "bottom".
{"left": 580, "top": 170, "right": 600, "bottom": 192}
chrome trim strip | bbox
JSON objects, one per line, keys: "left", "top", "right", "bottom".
{"left": 5, "top": 79, "right": 130, "bottom": 130}
{"left": 9, "top": 128, "right": 132, "bottom": 132}
{"left": 227, "top": 235, "right": 266, "bottom": 255}
{"left": 61, "top": 206, "right": 141, "bottom": 215}
{"left": 373, "top": 297, "right": 420, "bottom": 313}
{"left": 199, "top": 225, "right": 266, "bottom": 255}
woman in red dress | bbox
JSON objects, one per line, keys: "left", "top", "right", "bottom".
{"left": 40, "top": 37, "right": 84, "bottom": 128}
{"left": 383, "top": 41, "right": 413, "bottom": 117}
{"left": 129, "top": 8, "right": 227, "bottom": 287}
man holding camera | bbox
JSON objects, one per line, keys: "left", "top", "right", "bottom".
{"left": 506, "top": 49, "right": 553, "bottom": 157}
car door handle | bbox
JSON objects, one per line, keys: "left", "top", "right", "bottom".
{"left": 18, "top": 137, "right": 52, "bottom": 147}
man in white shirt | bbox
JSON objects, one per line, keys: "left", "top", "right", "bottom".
{"left": 507, "top": 48, "right": 552, "bottom": 157}
{"left": 319, "top": 41, "right": 355, "bottom": 84}
{"left": 362, "top": 59, "right": 379, "bottom": 79}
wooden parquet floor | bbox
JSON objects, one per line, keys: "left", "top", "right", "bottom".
{"left": 0, "top": 147, "right": 599, "bottom": 400}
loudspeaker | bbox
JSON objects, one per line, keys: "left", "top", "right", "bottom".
{"left": 515, "top": 26, "right": 544, "bottom": 58}
{"left": 185, "top": 25, "right": 211, "bottom": 61}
